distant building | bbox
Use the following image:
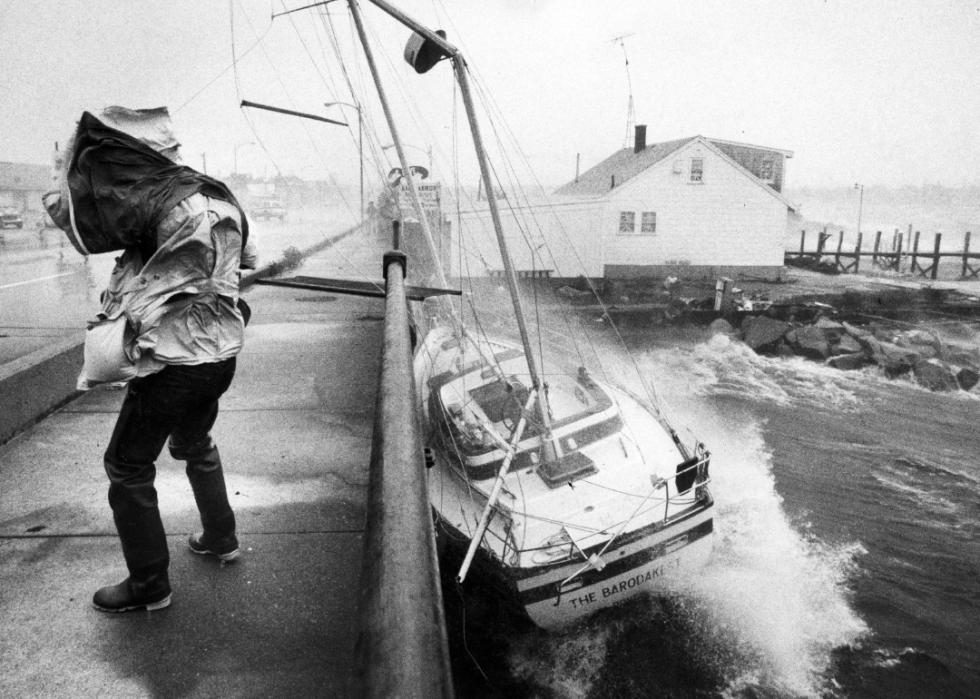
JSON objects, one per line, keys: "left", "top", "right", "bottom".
{"left": 448, "top": 127, "right": 797, "bottom": 281}
{"left": 0, "top": 161, "right": 50, "bottom": 213}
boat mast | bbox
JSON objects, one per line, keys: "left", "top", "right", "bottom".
{"left": 348, "top": 0, "right": 449, "bottom": 298}
{"left": 361, "top": 0, "right": 561, "bottom": 461}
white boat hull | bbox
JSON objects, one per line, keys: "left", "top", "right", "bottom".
{"left": 432, "top": 481, "right": 714, "bottom": 630}
{"left": 517, "top": 507, "right": 713, "bottom": 629}
{"left": 416, "top": 325, "right": 715, "bottom": 630}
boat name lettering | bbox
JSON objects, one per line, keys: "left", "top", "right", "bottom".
{"left": 567, "top": 592, "right": 597, "bottom": 609}
{"left": 600, "top": 559, "right": 680, "bottom": 598}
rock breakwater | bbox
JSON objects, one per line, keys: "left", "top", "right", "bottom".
{"left": 712, "top": 314, "right": 980, "bottom": 393}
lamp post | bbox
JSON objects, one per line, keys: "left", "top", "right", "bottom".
{"left": 325, "top": 101, "right": 364, "bottom": 224}
{"left": 234, "top": 141, "right": 254, "bottom": 174}
{"left": 854, "top": 183, "right": 864, "bottom": 237}
{"left": 383, "top": 143, "right": 432, "bottom": 175}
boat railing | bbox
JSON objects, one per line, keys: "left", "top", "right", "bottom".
{"left": 482, "top": 451, "right": 712, "bottom": 566}
{"left": 356, "top": 249, "right": 455, "bottom": 699}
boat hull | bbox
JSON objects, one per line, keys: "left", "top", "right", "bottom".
{"left": 518, "top": 506, "right": 713, "bottom": 629}
{"left": 435, "top": 501, "right": 713, "bottom": 631}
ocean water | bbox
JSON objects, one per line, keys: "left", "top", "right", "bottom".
{"left": 446, "top": 327, "right": 980, "bottom": 699}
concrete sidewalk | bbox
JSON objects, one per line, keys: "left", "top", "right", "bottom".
{"left": 0, "top": 228, "right": 389, "bottom": 698}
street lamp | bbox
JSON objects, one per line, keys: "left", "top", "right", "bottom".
{"left": 234, "top": 141, "right": 254, "bottom": 174}
{"left": 854, "top": 183, "right": 864, "bottom": 237}
{"left": 383, "top": 143, "right": 432, "bottom": 175}
{"left": 325, "top": 101, "right": 364, "bottom": 224}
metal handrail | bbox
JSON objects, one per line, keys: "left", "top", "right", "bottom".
{"left": 355, "top": 250, "right": 455, "bottom": 699}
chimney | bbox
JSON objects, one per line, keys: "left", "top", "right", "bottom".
{"left": 634, "top": 124, "right": 647, "bottom": 154}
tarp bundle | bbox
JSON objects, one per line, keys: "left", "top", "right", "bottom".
{"left": 45, "top": 108, "right": 248, "bottom": 256}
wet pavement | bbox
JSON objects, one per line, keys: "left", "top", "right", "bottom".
{"left": 0, "top": 220, "right": 386, "bottom": 698}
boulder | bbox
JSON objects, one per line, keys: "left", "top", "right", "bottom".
{"left": 855, "top": 333, "right": 883, "bottom": 357}
{"left": 814, "top": 317, "right": 845, "bottom": 342}
{"left": 947, "top": 348, "right": 980, "bottom": 371}
{"left": 906, "top": 329, "right": 941, "bottom": 351}
{"left": 872, "top": 342, "right": 920, "bottom": 377}
{"left": 742, "top": 316, "right": 791, "bottom": 351}
{"left": 842, "top": 321, "right": 870, "bottom": 339}
{"left": 827, "top": 353, "right": 872, "bottom": 371}
{"left": 956, "top": 366, "right": 980, "bottom": 391}
{"left": 833, "top": 334, "right": 864, "bottom": 356}
{"left": 793, "top": 326, "right": 831, "bottom": 360}
{"left": 912, "top": 359, "right": 959, "bottom": 392}
{"left": 774, "top": 339, "right": 796, "bottom": 357}
{"left": 872, "top": 326, "right": 899, "bottom": 343}
{"left": 708, "top": 318, "right": 734, "bottom": 336}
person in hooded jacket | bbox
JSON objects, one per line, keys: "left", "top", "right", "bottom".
{"left": 44, "top": 107, "right": 258, "bottom": 612}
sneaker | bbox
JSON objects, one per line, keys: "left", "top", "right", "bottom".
{"left": 188, "top": 532, "right": 240, "bottom": 562}
{"left": 93, "top": 576, "right": 172, "bottom": 613}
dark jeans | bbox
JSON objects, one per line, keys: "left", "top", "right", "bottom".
{"left": 104, "top": 358, "right": 238, "bottom": 583}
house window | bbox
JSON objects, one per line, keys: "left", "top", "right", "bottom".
{"left": 641, "top": 211, "right": 657, "bottom": 234}
{"left": 759, "top": 159, "right": 774, "bottom": 181}
{"left": 690, "top": 158, "right": 703, "bottom": 182}
{"left": 619, "top": 211, "right": 636, "bottom": 233}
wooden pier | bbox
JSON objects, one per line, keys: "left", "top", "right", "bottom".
{"left": 786, "top": 227, "right": 980, "bottom": 280}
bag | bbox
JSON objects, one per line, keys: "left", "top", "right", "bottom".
{"left": 77, "top": 314, "right": 139, "bottom": 390}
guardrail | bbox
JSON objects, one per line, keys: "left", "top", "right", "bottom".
{"left": 355, "top": 249, "right": 455, "bottom": 699}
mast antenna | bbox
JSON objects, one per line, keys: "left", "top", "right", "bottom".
{"left": 609, "top": 33, "right": 636, "bottom": 149}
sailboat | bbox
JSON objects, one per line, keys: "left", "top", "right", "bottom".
{"left": 267, "top": 0, "right": 715, "bottom": 631}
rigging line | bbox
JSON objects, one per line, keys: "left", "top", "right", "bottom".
{"left": 172, "top": 6, "right": 272, "bottom": 115}
{"left": 465, "top": 75, "right": 675, "bottom": 428}
{"left": 463, "top": 77, "right": 599, "bottom": 374}
{"left": 312, "top": 11, "right": 394, "bottom": 196}
{"left": 465, "top": 78, "right": 571, "bottom": 380}
{"left": 238, "top": 6, "right": 359, "bottom": 220}
{"left": 320, "top": 7, "right": 391, "bottom": 189}
{"left": 230, "top": 0, "right": 240, "bottom": 102}
{"left": 462, "top": 74, "right": 678, "bottom": 434}
{"left": 282, "top": 2, "right": 344, "bottom": 103}
{"left": 308, "top": 11, "right": 345, "bottom": 101}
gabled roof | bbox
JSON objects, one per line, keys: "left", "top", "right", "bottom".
{"left": 555, "top": 137, "right": 694, "bottom": 198}
{"left": 554, "top": 136, "right": 794, "bottom": 209}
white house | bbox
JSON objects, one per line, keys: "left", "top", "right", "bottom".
{"left": 446, "top": 127, "right": 796, "bottom": 281}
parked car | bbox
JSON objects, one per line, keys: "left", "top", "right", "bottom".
{"left": 250, "top": 199, "right": 287, "bottom": 222}
{"left": 1, "top": 207, "right": 24, "bottom": 229}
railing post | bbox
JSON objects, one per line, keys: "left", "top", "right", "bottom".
{"left": 816, "top": 227, "right": 829, "bottom": 260}
{"left": 932, "top": 233, "right": 942, "bottom": 280}
{"left": 356, "top": 250, "right": 455, "bottom": 699}
{"left": 873, "top": 231, "right": 881, "bottom": 268}
{"left": 854, "top": 232, "right": 863, "bottom": 274}
{"left": 800, "top": 229, "right": 806, "bottom": 256}
{"left": 835, "top": 230, "right": 843, "bottom": 269}
{"left": 963, "top": 231, "right": 972, "bottom": 278}
{"left": 895, "top": 232, "right": 904, "bottom": 272}
{"left": 911, "top": 230, "right": 920, "bottom": 275}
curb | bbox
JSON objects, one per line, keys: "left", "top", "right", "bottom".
{"left": 0, "top": 222, "right": 365, "bottom": 447}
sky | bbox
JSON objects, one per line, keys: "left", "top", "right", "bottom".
{"left": 1, "top": 0, "right": 979, "bottom": 193}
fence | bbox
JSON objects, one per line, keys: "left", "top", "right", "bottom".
{"left": 785, "top": 227, "right": 980, "bottom": 279}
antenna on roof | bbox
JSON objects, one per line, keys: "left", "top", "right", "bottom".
{"left": 609, "top": 33, "right": 636, "bottom": 149}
